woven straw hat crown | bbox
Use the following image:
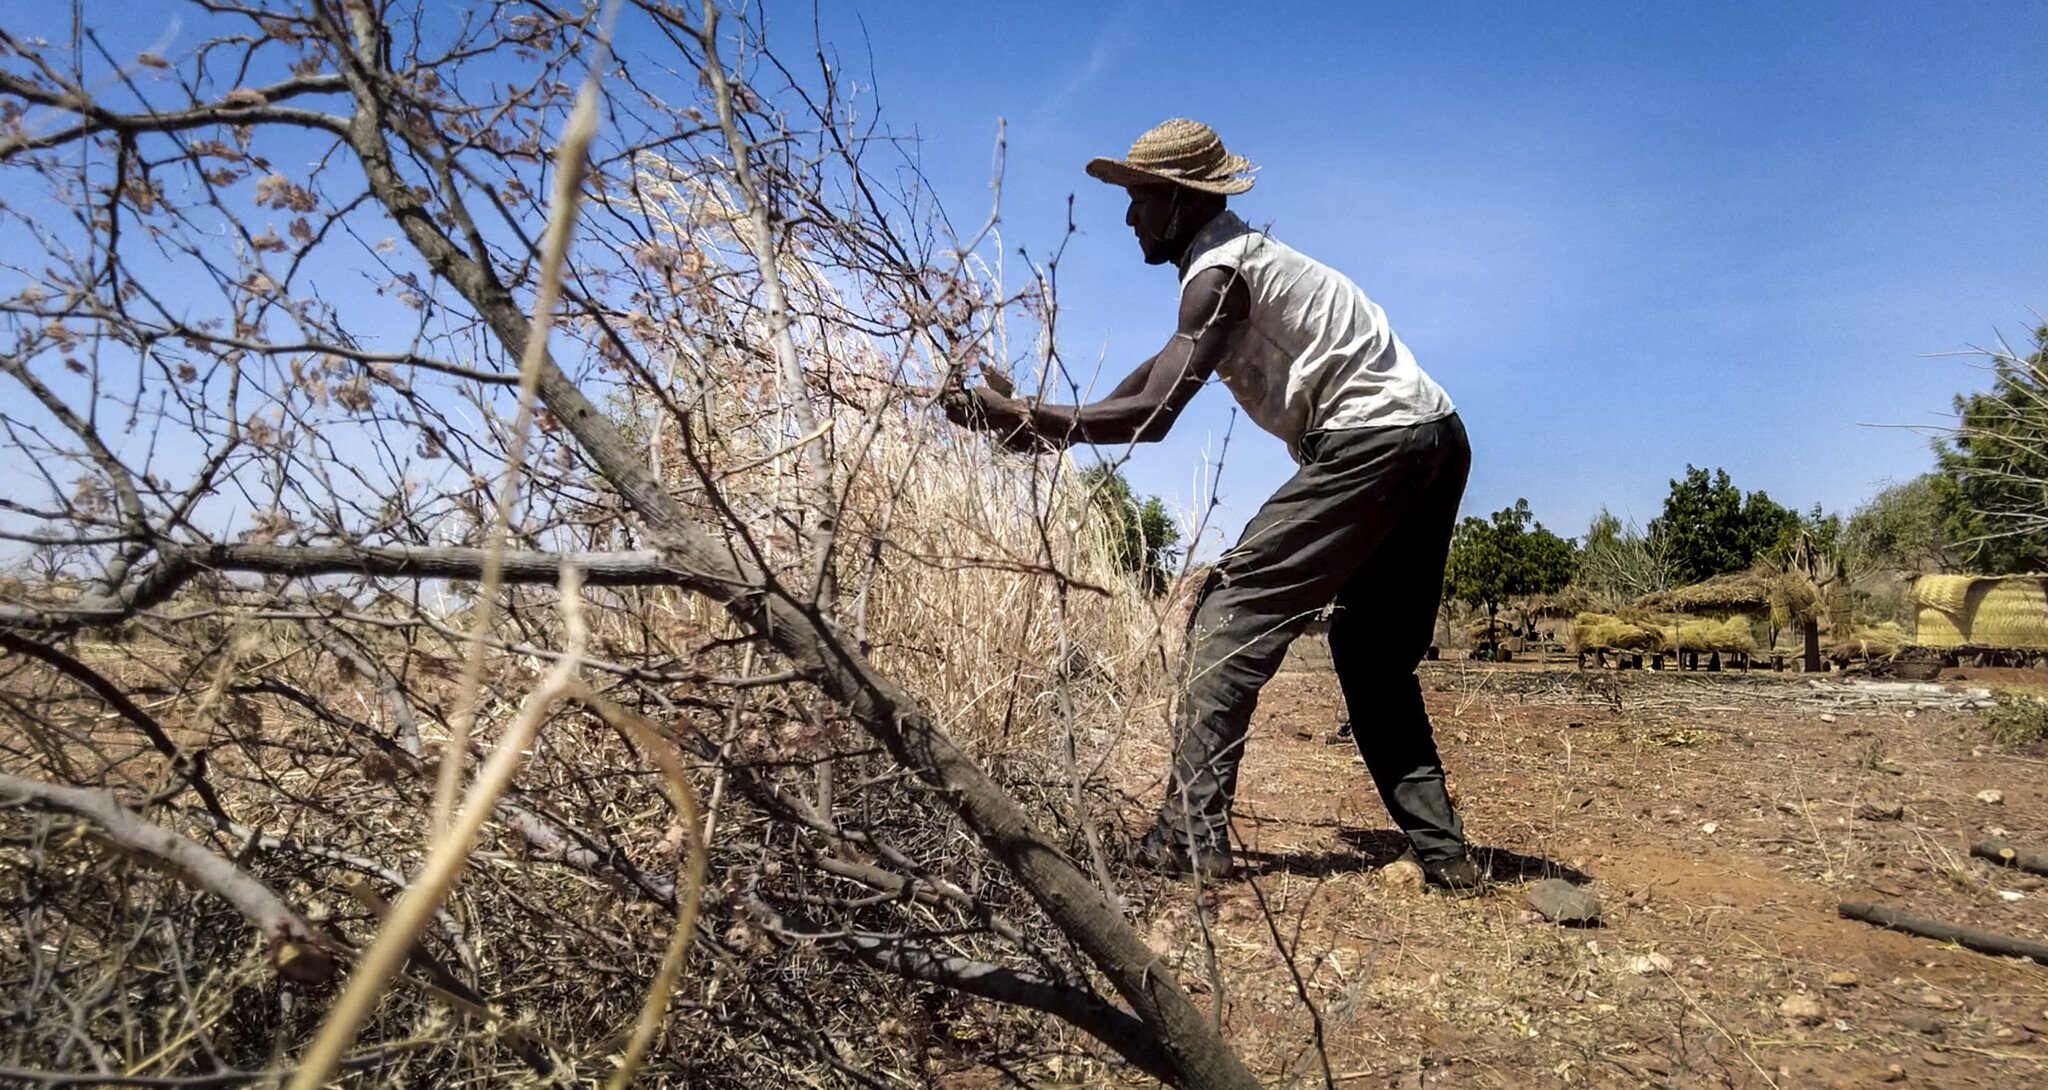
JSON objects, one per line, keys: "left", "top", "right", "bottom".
{"left": 1086, "top": 118, "right": 1255, "bottom": 195}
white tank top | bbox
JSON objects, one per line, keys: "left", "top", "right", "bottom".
{"left": 1179, "top": 211, "right": 1453, "bottom": 459}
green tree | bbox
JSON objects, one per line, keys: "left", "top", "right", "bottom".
{"left": 1934, "top": 324, "right": 2048, "bottom": 573}
{"left": 1648, "top": 466, "right": 1799, "bottom": 584}
{"left": 1844, "top": 474, "right": 1959, "bottom": 574}
{"left": 1444, "top": 499, "right": 1577, "bottom": 643}
{"left": 1080, "top": 464, "right": 1182, "bottom": 594}
{"left": 1788, "top": 504, "right": 1843, "bottom": 566}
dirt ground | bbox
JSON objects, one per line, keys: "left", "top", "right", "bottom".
{"left": 1118, "top": 652, "right": 2048, "bottom": 1089}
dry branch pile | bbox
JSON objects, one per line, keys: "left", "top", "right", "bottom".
{"left": 0, "top": 5, "right": 1249, "bottom": 1087}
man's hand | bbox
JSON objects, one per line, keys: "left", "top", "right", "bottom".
{"left": 941, "top": 385, "right": 1055, "bottom": 452}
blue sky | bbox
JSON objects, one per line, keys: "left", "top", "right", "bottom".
{"left": 795, "top": 1, "right": 2048, "bottom": 556}
{"left": 2, "top": 3, "right": 2040, "bottom": 563}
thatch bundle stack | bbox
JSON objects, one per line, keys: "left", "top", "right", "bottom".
{"left": 1571, "top": 612, "right": 1659, "bottom": 652}
{"left": 1830, "top": 621, "right": 1910, "bottom": 659}
{"left": 1912, "top": 575, "right": 2048, "bottom": 651}
{"left": 1671, "top": 617, "right": 1758, "bottom": 654}
{"left": 1637, "top": 570, "right": 1774, "bottom": 617}
{"left": 1573, "top": 611, "right": 1759, "bottom": 656}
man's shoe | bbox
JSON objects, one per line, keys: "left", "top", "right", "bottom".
{"left": 1323, "top": 719, "right": 1354, "bottom": 746}
{"left": 1407, "top": 850, "right": 1488, "bottom": 897}
{"left": 1136, "top": 826, "right": 1235, "bottom": 880}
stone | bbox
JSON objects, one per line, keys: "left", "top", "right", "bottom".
{"left": 1853, "top": 802, "right": 1904, "bottom": 821}
{"left": 1879, "top": 1064, "right": 1906, "bottom": 1082}
{"left": 1825, "top": 970, "right": 1860, "bottom": 989}
{"left": 1381, "top": 857, "right": 1426, "bottom": 892}
{"left": 1524, "top": 878, "right": 1602, "bottom": 925}
{"left": 1921, "top": 1051, "right": 1950, "bottom": 1067}
{"left": 1627, "top": 952, "right": 1674, "bottom": 975}
{"left": 1977, "top": 789, "right": 2005, "bottom": 805}
{"left": 1780, "top": 993, "right": 1826, "bottom": 1026}
{"left": 1898, "top": 1014, "right": 1945, "bottom": 1037}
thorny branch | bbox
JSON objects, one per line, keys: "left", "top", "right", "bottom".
{"left": 0, "top": 770, "right": 335, "bottom": 982}
{"left": 0, "top": 2, "right": 1283, "bottom": 1086}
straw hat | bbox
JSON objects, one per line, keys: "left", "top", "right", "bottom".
{"left": 1086, "top": 118, "right": 1256, "bottom": 195}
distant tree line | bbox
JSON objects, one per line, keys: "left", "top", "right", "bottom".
{"left": 1439, "top": 321, "right": 2048, "bottom": 627}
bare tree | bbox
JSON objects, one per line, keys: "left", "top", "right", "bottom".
{"left": 0, "top": 3, "right": 1266, "bottom": 1087}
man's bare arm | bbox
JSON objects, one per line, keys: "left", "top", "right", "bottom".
{"left": 948, "top": 267, "right": 1248, "bottom": 448}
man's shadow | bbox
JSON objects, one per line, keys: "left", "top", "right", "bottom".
{"left": 1236, "top": 827, "right": 1592, "bottom": 885}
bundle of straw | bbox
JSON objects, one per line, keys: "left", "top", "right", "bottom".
{"left": 1570, "top": 612, "right": 1658, "bottom": 652}
{"left": 1670, "top": 617, "right": 1757, "bottom": 654}
{"left": 1830, "top": 621, "right": 1909, "bottom": 658}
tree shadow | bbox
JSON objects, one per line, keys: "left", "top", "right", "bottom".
{"left": 1235, "top": 827, "right": 1592, "bottom": 885}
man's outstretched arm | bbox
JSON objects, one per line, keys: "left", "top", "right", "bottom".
{"left": 946, "top": 266, "right": 1249, "bottom": 449}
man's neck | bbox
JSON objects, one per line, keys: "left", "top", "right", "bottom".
{"left": 1173, "top": 208, "right": 1236, "bottom": 273}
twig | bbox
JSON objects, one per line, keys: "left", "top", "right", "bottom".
{"left": 0, "top": 771, "right": 333, "bottom": 983}
{"left": 287, "top": 566, "right": 589, "bottom": 1090}
{"left": 0, "top": 629, "right": 232, "bottom": 823}
{"left": 698, "top": 0, "right": 843, "bottom": 610}
{"left": 744, "top": 898, "right": 1175, "bottom": 1084}
{"left": 0, "top": 1045, "right": 419, "bottom": 1089}
{"left": 432, "top": 15, "right": 607, "bottom": 836}
{"left": 576, "top": 685, "right": 708, "bottom": 1090}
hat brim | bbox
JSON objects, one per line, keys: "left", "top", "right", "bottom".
{"left": 1085, "top": 157, "right": 1254, "bottom": 195}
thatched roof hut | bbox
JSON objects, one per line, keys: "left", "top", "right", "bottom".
{"left": 1526, "top": 586, "right": 1598, "bottom": 619}
{"left": 1635, "top": 569, "right": 1774, "bottom": 616}
{"left": 1911, "top": 575, "right": 2048, "bottom": 651}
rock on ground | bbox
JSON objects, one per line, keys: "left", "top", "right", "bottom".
{"left": 1523, "top": 878, "right": 1602, "bottom": 925}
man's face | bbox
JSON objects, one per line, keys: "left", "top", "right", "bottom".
{"left": 1124, "top": 183, "right": 1184, "bottom": 265}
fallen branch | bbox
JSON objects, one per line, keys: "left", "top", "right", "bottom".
{"left": 1971, "top": 840, "right": 2048, "bottom": 878}
{"left": 0, "top": 772, "right": 334, "bottom": 982}
{"left": 745, "top": 898, "right": 1175, "bottom": 1085}
{"left": 1838, "top": 901, "right": 2048, "bottom": 965}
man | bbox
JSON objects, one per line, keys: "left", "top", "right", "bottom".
{"left": 944, "top": 118, "right": 1480, "bottom": 891}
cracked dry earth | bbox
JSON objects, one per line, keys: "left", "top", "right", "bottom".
{"left": 1110, "top": 657, "right": 2048, "bottom": 1089}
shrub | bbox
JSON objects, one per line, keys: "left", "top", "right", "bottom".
{"left": 1986, "top": 696, "right": 2048, "bottom": 747}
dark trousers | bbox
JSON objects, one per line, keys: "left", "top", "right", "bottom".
{"left": 1156, "top": 412, "right": 1471, "bottom": 863}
